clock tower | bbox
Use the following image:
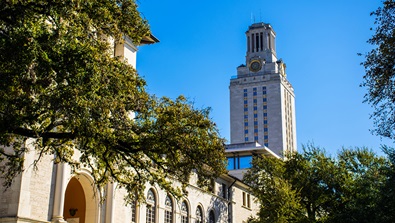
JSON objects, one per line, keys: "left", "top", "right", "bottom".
{"left": 228, "top": 22, "right": 297, "bottom": 157}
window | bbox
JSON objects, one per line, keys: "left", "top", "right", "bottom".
{"left": 247, "top": 194, "right": 251, "bottom": 208}
{"left": 244, "top": 137, "right": 248, "bottom": 142}
{"left": 239, "top": 156, "right": 252, "bottom": 169}
{"left": 222, "top": 183, "right": 227, "bottom": 199}
{"left": 146, "top": 189, "right": 156, "bottom": 223}
{"left": 242, "top": 192, "right": 251, "bottom": 208}
{"left": 227, "top": 155, "right": 252, "bottom": 170}
{"left": 256, "top": 33, "right": 259, "bottom": 51}
{"left": 242, "top": 192, "right": 246, "bottom": 206}
{"left": 196, "top": 206, "right": 203, "bottom": 223}
{"left": 209, "top": 210, "right": 215, "bottom": 223}
{"left": 181, "top": 201, "right": 189, "bottom": 223}
{"left": 164, "top": 195, "right": 173, "bottom": 223}
{"left": 251, "top": 33, "right": 255, "bottom": 52}
{"left": 131, "top": 200, "right": 137, "bottom": 223}
{"left": 227, "top": 157, "right": 235, "bottom": 170}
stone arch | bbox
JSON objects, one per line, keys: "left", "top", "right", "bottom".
{"left": 195, "top": 204, "right": 204, "bottom": 223}
{"left": 63, "top": 170, "right": 100, "bottom": 223}
{"left": 208, "top": 209, "right": 215, "bottom": 223}
{"left": 180, "top": 199, "right": 190, "bottom": 223}
{"left": 146, "top": 187, "right": 159, "bottom": 223}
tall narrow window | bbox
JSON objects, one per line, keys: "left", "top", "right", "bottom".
{"left": 146, "top": 189, "right": 156, "bottom": 223}
{"left": 260, "top": 32, "right": 263, "bottom": 51}
{"left": 209, "top": 210, "right": 215, "bottom": 223}
{"left": 222, "top": 183, "right": 227, "bottom": 199}
{"left": 164, "top": 195, "right": 173, "bottom": 223}
{"left": 131, "top": 200, "right": 137, "bottom": 223}
{"left": 181, "top": 201, "right": 189, "bottom": 223}
{"left": 256, "top": 33, "right": 259, "bottom": 52}
{"left": 247, "top": 194, "right": 251, "bottom": 208}
{"left": 247, "top": 36, "right": 250, "bottom": 52}
{"left": 251, "top": 33, "right": 255, "bottom": 52}
{"left": 196, "top": 206, "right": 203, "bottom": 223}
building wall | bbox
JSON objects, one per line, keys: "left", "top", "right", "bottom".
{"left": 0, "top": 140, "right": 55, "bottom": 223}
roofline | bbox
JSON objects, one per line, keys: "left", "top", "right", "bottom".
{"left": 140, "top": 33, "right": 160, "bottom": 45}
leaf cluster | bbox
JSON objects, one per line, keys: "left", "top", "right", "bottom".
{"left": 0, "top": 0, "right": 226, "bottom": 202}
{"left": 361, "top": 0, "right": 395, "bottom": 140}
{"left": 244, "top": 144, "right": 394, "bottom": 223}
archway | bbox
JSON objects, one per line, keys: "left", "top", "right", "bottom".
{"left": 63, "top": 172, "right": 100, "bottom": 223}
{"left": 63, "top": 177, "right": 86, "bottom": 223}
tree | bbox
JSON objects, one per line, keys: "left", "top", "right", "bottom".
{"left": 244, "top": 145, "right": 390, "bottom": 223}
{"left": 0, "top": 0, "right": 226, "bottom": 202}
{"left": 361, "top": 0, "right": 395, "bottom": 140}
{"left": 243, "top": 154, "right": 304, "bottom": 223}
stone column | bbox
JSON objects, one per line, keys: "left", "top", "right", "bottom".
{"left": 105, "top": 182, "right": 116, "bottom": 223}
{"left": 51, "top": 163, "right": 68, "bottom": 223}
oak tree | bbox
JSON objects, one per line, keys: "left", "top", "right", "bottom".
{"left": 361, "top": 0, "right": 395, "bottom": 140}
{"left": 245, "top": 145, "right": 390, "bottom": 223}
{"left": 0, "top": 0, "right": 226, "bottom": 201}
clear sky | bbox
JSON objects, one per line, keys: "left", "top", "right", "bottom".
{"left": 136, "top": 0, "right": 394, "bottom": 155}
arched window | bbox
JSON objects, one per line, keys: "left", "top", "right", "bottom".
{"left": 164, "top": 195, "right": 173, "bottom": 223}
{"left": 209, "top": 210, "right": 215, "bottom": 223}
{"left": 181, "top": 201, "right": 189, "bottom": 223}
{"left": 195, "top": 206, "right": 203, "bottom": 223}
{"left": 146, "top": 189, "right": 156, "bottom": 223}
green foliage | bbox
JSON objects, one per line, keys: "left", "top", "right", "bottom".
{"left": 0, "top": 0, "right": 226, "bottom": 202}
{"left": 244, "top": 155, "right": 303, "bottom": 223}
{"left": 244, "top": 144, "right": 393, "bottom": 223}
{"left": 361, "top": 0, "right": 395, "bottom": 140}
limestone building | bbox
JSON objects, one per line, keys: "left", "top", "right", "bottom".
{"left": 0, "top": 32, "right": 259, "bottom": 223}
{"left": 226, "top": 23, "right": 297, "bottom": 180}
{"left": 229, "top": 22, "right": 297, "bottom": 157}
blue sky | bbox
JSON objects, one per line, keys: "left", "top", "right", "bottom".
{"left": 136, "top": 0, "right": 394, "bottom": 155}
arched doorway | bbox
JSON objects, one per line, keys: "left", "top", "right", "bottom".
{"left": 63, "top": 177, "right": 86, "bottom": 223}
{"left": 63, "top": 173, "right": 100, "bottom": 223}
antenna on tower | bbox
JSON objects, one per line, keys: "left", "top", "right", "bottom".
{"left": 259, "top": 9, "right": 262, "bottom": 22}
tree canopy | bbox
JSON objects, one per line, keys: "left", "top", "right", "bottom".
{"left": 0, "top": 0, "right": 226, "bottom": 201}
{"left": 361, "top": 0, "right": 395, "bottom": 140}
{"left": 244, "top": 145, "right": 394, "bottom": 223}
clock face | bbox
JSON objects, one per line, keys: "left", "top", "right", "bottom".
{"left": 249, "top": 60, "right": 261, "bottom": 72}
